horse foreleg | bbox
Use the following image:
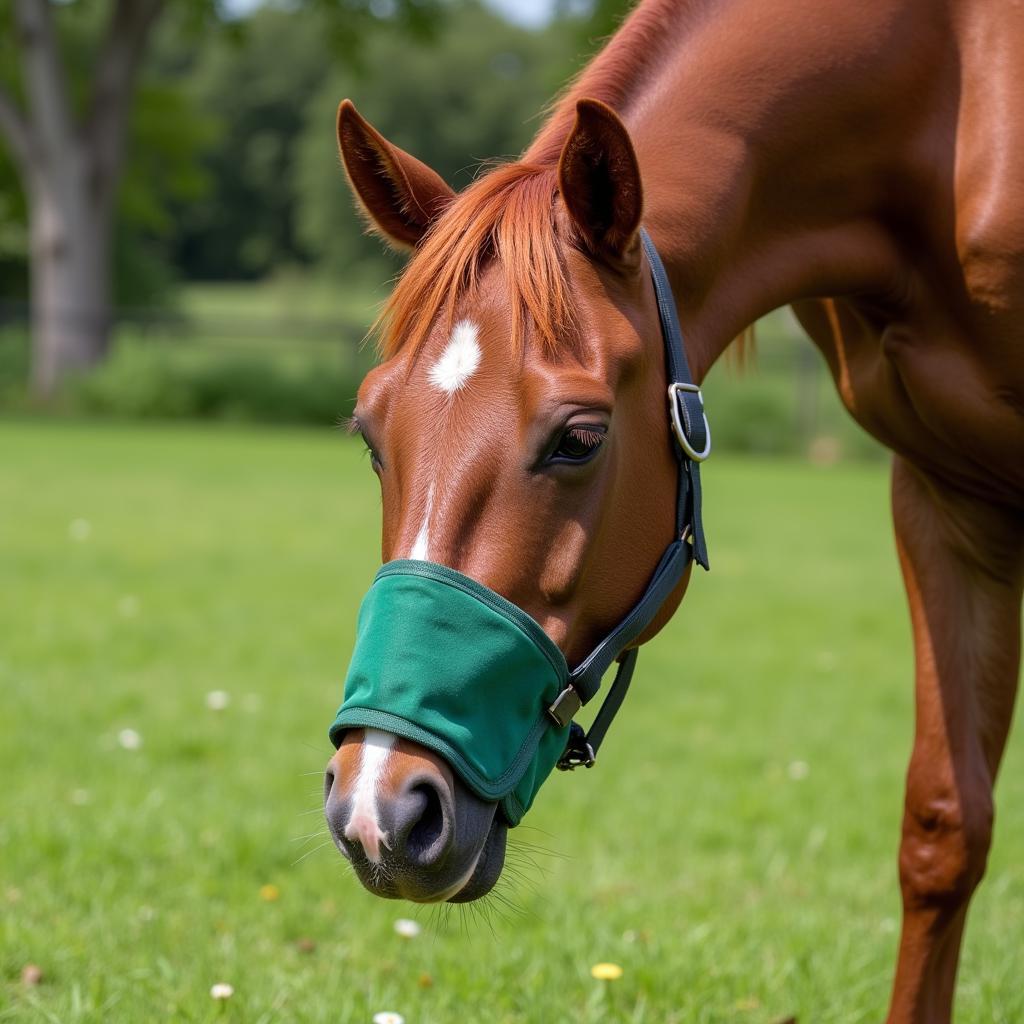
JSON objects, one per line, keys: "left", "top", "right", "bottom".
{"left": 885, "top": 457, "right": 1022, "bottom": 1024}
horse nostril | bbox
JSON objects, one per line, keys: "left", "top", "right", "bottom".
{"left": 407, "top": 782, "right": 445, "bottom": 858}
{"left": 323, "top": 764, "right": 356, "bottom": 861}
{"left": 390, "top": 778, "right": 451, "bottom": 867}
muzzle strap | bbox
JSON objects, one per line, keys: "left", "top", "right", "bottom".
{"left": 566, "top": 539, "right": 691, "bottom": 705}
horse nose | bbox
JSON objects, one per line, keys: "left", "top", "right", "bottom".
{"left": 324, "top": 763, "right": 454, "bottom": 869}
{"left": 385, "top": 776, "right": 453, "bottom": 865}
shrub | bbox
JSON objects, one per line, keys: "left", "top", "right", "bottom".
{"left": 72, "top": 340, "right": 361, "bottom": 425}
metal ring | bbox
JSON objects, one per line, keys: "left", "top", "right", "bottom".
{"left": 667, "top": 382, "right": 712, "bottom": 462}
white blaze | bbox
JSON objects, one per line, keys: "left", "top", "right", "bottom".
{"left": 409, "top": 483, "right": 434, "bottom": 561}
{"left": 428, "top": 320, "right": 481, "bottom": 394}
{"left": 343, "top": 728, "right": 396, "bottom": 864}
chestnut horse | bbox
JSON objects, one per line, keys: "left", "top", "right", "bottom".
{"left": 323, "top": 0, "right": 1023, "bottom": 1019}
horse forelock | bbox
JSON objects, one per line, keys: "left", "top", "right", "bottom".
{"left": 375, "top": 162, "right": 582, "bottom": 363}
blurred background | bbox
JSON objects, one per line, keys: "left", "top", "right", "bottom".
{"left": 2, "top": 3, "right": 1021, "bottom": 1023}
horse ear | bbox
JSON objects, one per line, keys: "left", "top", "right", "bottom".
{"left": 336, "top": 99, "right": 455, "bottom": 250}
{"left": 558, "top": 99, "right": 643, "bottom": 261}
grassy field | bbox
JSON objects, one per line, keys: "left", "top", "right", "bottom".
{"left": 1, "top": 421, "right": 1020, "bottom": 1024}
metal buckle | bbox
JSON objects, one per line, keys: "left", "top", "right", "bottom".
{"left": 667, "top": 382, "right": 712, "bottom": 462}
{"left": 556, "top": 723, "right": 596, "bottom": 771}
{"left": 547, "top": 685, "right": 581, "bottom": 729}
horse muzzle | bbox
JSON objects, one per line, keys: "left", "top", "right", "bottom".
{"left": 328, "top": 560, "right": 573, "bottom": 826}
{"left": 324, "top": 730, "right": 508, "bottom": 901}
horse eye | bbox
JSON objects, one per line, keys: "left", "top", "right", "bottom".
{"left": 348, "top": 415, "right": 382, "bottom": 470}
{"left": 550, "top": 424, "right": 606, "bottom": 464}
{"left": 359, "top": 436, "right": 381, "bottom": 470}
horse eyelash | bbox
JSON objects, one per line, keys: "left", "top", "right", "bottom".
{"left": 566, "top": 425, "right": 606, "bottom": 448}
{"left": 343, "top": 414, "right": 381, "bottom": 466}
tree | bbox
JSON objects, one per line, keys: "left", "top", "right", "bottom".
{"left": 0, "top": 0, "right": 439, "bottom": 398}
{"left": 0, "top": 0, "right": 170, "bottom": 397}
{"left": 168, "top": 7, "right": 335, "bottom": 282}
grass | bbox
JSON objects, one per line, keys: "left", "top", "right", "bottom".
{"left": 0, "top": 420, "right": 1020, "bottom": 1024}
{"left": 178, "top": 274, "right": 392, "bottom": 325}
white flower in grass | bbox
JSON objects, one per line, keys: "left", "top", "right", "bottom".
{"left": 205, "top": 690, "right": 230, "bottom": 711}
{"left": 69, "top": 518, "right": 91, "bottom": 541}
{"left": 210, "top": 982, "right": 234, "bottom": 1000}
{"left": 372, "top": 1013, "right": 404, "bottom": 1024}
{"left": 787, "top": 760, "right": 809, "bottom": 781}
{"left": 118, "top": 728, "right": 142, "bottom": 751}
{"left": 393, "top": 918, "right": 420, "bottom": 938}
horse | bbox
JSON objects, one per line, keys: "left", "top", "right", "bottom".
{"left": 322, "top": 1, "right": 1024, "bottom": 1020}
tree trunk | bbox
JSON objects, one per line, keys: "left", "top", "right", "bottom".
{"left": 8, "top": 0, "right": 164, "bottom": 400}
{"left": 28, "top": 156, "right": 113, "bottom": 399}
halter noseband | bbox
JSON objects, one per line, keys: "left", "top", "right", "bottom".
{"left": 329, "top": 228, "right": 710, "bottom": 824}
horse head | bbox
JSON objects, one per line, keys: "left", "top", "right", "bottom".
{"left": 324, "top": 98, "right": 701, "bottom": 903}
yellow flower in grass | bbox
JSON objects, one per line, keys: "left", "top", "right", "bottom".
{"left": 259, "top": 884, "right": 280, "bottom": 902}
{"left": 590, "top": 962, "right": 623, "bottom": 981}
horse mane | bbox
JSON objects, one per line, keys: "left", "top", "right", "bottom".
{"left": 375, "top": 0, "right": 755, "bottom": 369}
{"left": 375, "top": 162, "right": 577, "bottom": 361}
{"left": 375, "top": 1, "right": 679, "bottom": 362}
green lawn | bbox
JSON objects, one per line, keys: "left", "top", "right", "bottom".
{"left": 1, "top": 422, "right": 1020, "bottom": 1024}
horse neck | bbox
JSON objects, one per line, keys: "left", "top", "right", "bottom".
{"left": 528, "top": 0, "right": 956, "bottom": 381}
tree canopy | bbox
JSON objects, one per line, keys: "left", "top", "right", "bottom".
{"left": 0, "top": 0, "right": 634, "bottom": 307}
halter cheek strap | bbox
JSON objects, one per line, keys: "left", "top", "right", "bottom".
{"left": 551, "top": 227, "right": 710, "bottom": 770}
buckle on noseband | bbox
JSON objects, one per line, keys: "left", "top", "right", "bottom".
{"left": 550, "top": 688, "right": 596, "bottom": 769}
{"left": 668, "top": 382, "right": 712, "bottom": 462}
{"left": 556, "top": 722, "right": 596, "bottom": 771}
{"left": 547, "top": 684, "right": 582, "bottom": 728}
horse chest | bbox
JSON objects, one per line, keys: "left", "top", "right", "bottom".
{"left": 796, "top": 294, "right": 1024, "bottom": 502}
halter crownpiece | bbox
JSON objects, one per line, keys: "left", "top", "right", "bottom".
{"left": 329, "top": 227, "right": 710, "bottom": 825}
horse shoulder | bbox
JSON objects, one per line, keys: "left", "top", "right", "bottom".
{"left": 791, "top": 289, "right": 1024, "bottom": 505}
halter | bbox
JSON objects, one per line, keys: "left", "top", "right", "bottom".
{"left": 550, "top": 227, "right": 710, "bottom": 770}
{"left": 329, "top": 228, "right": 710, "bottom": 824}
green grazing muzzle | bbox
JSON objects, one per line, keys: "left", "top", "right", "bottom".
{"left": 329, "top": 560, "right": 570, "bottom": 826}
